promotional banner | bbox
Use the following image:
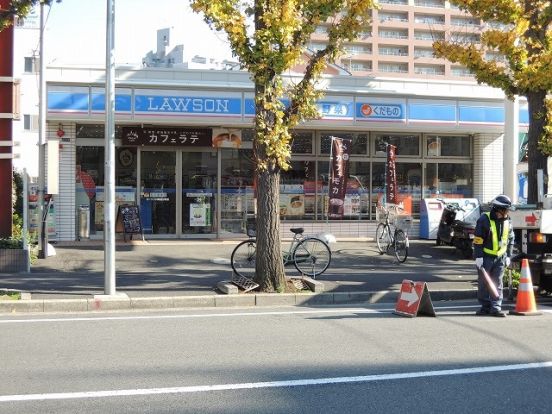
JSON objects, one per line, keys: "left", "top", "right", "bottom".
{"left": 328, "top": 137, "right": 352, "bottom": 218}
{"left": 386, "top": 144, "right": 398, "bottom": 205}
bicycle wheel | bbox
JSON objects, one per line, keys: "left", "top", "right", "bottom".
{"left": 375, "top": 223, "right": 391, "bottom": 254}
{"left": 230, "top": 239, "right": 257, "bottom": 279}
{"left": 293, "top": 237, "right": 331, "bottom": 278}
{"left": 393, "top": 229, "right": 409, "bottom": 263}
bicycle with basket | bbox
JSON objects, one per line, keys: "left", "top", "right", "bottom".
{"left": 375, "top": 203, "right": 411, "bottom": 263}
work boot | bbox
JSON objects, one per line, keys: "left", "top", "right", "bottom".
{"left": 475, "top": 308, "right": 490, "bottom": 316}
{"left": 490, "top": 310, "right": 506, "bottom": 317}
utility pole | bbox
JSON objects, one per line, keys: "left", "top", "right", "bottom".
{"left": 104, "top": 0, "right": 116, "bottom": 295}
{"left": 38, "top": 3, "right": 47, "bottom": 258}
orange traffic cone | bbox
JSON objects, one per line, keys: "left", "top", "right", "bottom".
{"left": 510, "top": 258, "right": 542, "bottom": 316}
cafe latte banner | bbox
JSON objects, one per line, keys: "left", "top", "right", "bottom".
{"left": 386, "top": 144, "right": 398, "bottom": 205}
{"left": 328, "top": 137, "right": 352, "bottom": 219}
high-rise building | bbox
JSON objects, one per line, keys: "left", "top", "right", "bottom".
{"left": 311, "top": 0, "right": 484, "bottom": 79}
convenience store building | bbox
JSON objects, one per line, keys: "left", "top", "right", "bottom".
{"left": 44, "top": 65, "right": 528, "bottom": 241}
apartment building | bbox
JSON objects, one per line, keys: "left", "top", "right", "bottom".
{"left": 310, "top": 0, "right": 484, "bottom": 78}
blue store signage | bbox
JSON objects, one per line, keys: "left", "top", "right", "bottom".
{"left": 134, "top": 95, "right": 242, "bottom": 116}
{"left": 356, "top": 102, "right": 404, "bottom": 120}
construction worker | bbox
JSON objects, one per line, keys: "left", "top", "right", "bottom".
{"left": 473, "top": 195, "right": 515, "bottom": 317}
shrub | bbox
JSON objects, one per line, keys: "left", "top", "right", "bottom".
{"left": 503, "top": 268, "right": 520, "bottom": 289}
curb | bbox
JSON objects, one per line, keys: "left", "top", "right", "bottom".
{"left": 0, "top": 289, "right": 478, "bottom": 314}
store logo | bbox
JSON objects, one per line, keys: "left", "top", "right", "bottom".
{"left": 358, "top": 103, "right": 403, "bottom": 119}
{"left": 125, "top": 130, "right": 139, "bottom": 144}
{"left": 360, "top": 104, "right": 373, "bottom": 116}
{"left": 146, "top": 96, "right": 230, "bottom": 113}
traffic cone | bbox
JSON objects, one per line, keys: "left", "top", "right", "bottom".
{"left": 510, "top": 258, "right": 542, "bottom": 316}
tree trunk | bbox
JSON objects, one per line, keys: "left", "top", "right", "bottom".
{"left": 255, "top": 168, "right": 286, "bottom": 291}
{"left": 526, "top": 91, "right": 548, "bottom": 205}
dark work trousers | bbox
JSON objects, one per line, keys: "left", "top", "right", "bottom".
{"left": 477, "top": 255, "right": 505, "bottom": 311}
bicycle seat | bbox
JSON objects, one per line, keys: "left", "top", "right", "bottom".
{"left": 290, "top": 227, "right": 304, "bottom": 235}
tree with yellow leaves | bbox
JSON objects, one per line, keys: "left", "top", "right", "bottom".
{"left": 433, "top": 0, "right": 552, "bottom": 204}
{"left": 191, "top": 0, "right": 376, "bottom": 291}
{"left": 0, "top": 0, "right": 59, "bottom": 30}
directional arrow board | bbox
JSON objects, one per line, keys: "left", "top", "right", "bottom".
{"left": 394, "top": 280, "right": 436, "bottom": 318}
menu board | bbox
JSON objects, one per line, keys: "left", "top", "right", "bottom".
{"left": 116, "top": 204, "right": 143, "bottom": 241}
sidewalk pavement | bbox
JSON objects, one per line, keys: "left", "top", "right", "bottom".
{"left": 0, "top": 239, "right": 481, "bottom": 314}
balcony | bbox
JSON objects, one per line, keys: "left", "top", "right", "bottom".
{"left": 414, "top": 0, "right": 445, "bottom": 8}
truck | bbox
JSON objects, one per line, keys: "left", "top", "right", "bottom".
{"left": 509, "top": 201, "right": 552, "bottom": 295}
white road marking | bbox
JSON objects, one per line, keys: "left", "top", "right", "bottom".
{"left": 1, "top": 361, "right": 551, "bottom": 402}
{"left": 0, "top": 305, "right": 481, "bottom": 324}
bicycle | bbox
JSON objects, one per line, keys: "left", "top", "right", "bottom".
{"left": 375, "top": 204, "right": 410, "bottom": 263}
{"left": 231, "top": 227, "right": 332, "bottom": 279}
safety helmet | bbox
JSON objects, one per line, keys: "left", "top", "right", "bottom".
{"left": 491, "top": 194, "right": 514, "bottom": 210}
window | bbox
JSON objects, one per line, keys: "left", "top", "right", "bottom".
{"left": 379, "top": 29, "right": 409, "bottom": 39}
{"left": 379, "top": 12, "right": 408, "bottom": 22}
{"left": 424, "top": 163, "right": 473, "bottom": 198}
{"left": 414, "top": 14, "right": 445, "bottom": 24}
{"left": 414, "top": 48, "right": 435, "bottom": 58}
{"left": 374, "top": 134, "right": 420, "bottom": 156}
{"left": 24, "top": 56, "right": 38, "bottom": 73}
{"left": 76, "top": 124, "right": 131, "bottom": 139}
{"left": 379, "top": 46, "right": 408, "bottom": 56}
{"left": 414, "top": 65, "right": 445, "bottom": 75}
{"left": 426, "top": 135, "right": 471, "bottom": 157}
{"left": 291, "top": 131, "right": 313, "bottom": 154}
{"left": 451, "top": 66, "right": 473, "bottom": 77}
{"left": 414, "top": 30, "right": 445, "bottom": 41}
{"left": 23, "top": 114, "right": 38, "bottom": 131}
{"left": 320, "top": 132, "right": 368, "bottom": 155}
{"left": 379, "top": 63, "right": 409, "bottom": 73}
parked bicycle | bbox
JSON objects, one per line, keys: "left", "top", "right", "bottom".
{"left": 231, "top": 227, "right": 332, "bottom": 279}
{"left": 375, "top": 204, "right": 410, "bottom": 263}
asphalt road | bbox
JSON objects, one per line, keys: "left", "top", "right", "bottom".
{"left": 1, "top": 302, "right": 552, "bottom": 413}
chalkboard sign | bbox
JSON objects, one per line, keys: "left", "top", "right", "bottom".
{"left": 116, "top": 204, "right": 143, "bottom": 241}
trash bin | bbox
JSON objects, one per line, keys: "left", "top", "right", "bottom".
{"left": 78, "top": 205, "right": 90, "bottom": 240}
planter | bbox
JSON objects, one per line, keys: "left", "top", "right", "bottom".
{"left": 0, "top": 249, "right": 29, "bottom": 273}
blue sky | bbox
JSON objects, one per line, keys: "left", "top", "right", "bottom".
{"left": 44, "top": 0, "right": 233, "bottom": 65}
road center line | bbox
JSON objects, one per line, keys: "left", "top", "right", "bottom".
{"left": 0, "top": 305, "right": 480, "bottom": 324}
{"left": 1, "top": 361, "right": 551, "bottom": 402}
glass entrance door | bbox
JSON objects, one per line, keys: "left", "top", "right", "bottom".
{"left": 140, "top": 151, "right": 177, "bottom": 235}
{"left": 181, "top": 152, "right": 217, "bottom": 234}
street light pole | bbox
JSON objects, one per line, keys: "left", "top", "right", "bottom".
{"left": 38, "top": 3, "right": 47, "bottom": 258}
{"left": 104, "top": 0, "right": 116, "bottom": 295}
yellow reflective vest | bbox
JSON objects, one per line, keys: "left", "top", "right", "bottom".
{"left": 482, "top": 212, "right": 509, "bottom": 256}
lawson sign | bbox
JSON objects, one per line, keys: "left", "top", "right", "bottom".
{"left": 135, "top": 95, "right": 242, "bottom": 116}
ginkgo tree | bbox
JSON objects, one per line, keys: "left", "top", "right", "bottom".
{"left": 191, "top": 0, "right": 376, "bottom": 291}
{"left": 433, "top": 0, "right": 552, "bottom": 204}
{"left": 0, "top": 0, "right": 59, "bottom": 30}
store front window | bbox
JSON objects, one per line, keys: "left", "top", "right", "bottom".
{"left": 76, "top": 146, "right": 137, "bottom": 235}
{"left": 140, "top": 151, "right": 176, "bottom": 235}
{"left": 280, "top": 160, "right": 318, "bottom": 220}
{"left": 182, "top": 152, "right": 217, "bottom": 235}
{"left": 424, "top": 163, "right": 473, "bottom": 198}
{"left": 374, "top": 134, "right": 420, "bottom": 156}
{"left": 372, "top": 162, "right": 422, "bottom": 215}
{"left": 426, "top": 135, "right": 471, "bottom": 157}
{"left": 318, "top": 161, "right": 370, "bottom": 219}
{"left": 320, "top": 132, "right": 368, "bottom": 155}
{"left": 220, "top": 149, "right": 255, "bottom": 234}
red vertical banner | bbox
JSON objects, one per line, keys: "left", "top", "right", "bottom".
{"left": 328, "top": 137, "right": 352, "bottom": 218}
{"left": 386, "top": 144, "right": 397, "bottom": 205}
{"left": 0, "top": 1, "right": 14, "bottom": 237}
